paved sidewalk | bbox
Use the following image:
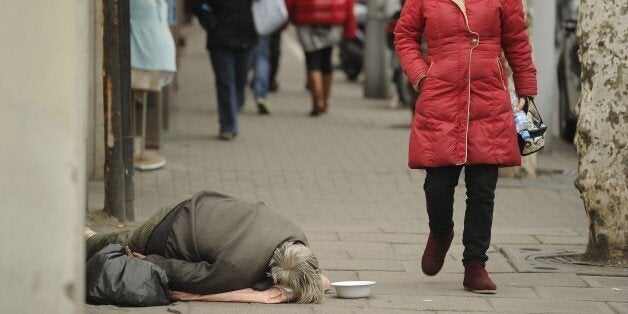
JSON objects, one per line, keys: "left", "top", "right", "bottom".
{"left": 87, "top": 23, "right": 627, "bottom": 313}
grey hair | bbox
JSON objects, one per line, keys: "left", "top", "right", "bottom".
{"left": 268, "top": 241, "right": 324, "bottom": 303}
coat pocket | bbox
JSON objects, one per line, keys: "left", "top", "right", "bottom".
{"left": 420, "top": 60, "right": 436, "bottom": 94}
{"left": 495, "top": 57, "right": 507, "bottom": 90}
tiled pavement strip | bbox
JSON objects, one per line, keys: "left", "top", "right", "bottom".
{"left": 86, "top": 23, "right": 627, "bottom": 313}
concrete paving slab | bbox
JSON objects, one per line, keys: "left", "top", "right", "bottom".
{"left": 535, "top": 235, "right": 587, "bottom": 245}
{"left": 305, "top": 231, "right": 341, "bottom": 241}
{"left": 311, "top": 247, "right": 351, "bottom": 260}
{"left": 303, "top": 225, "right": 382, "bottom": 233}
{"left": 490, "top": 273, "right": 588, "bottom": 287}
{"left": 607, "top": 302, "right": 628, "bottom": 313}
{"left": 338, "top": 232, "right": 424, "bottom": 244}
{"left": 392, "top": 244, "right": 498, "bottom": 255}
{"left": 580, "top": 276, "right": 628, "bottom": 288}
{"left": 323, "top": 270, "right": 360, "bottom": 282}
{"left": 317, "top": 297, "right": 369, "bottom": 309}
{"left": 368, "top": 295, "right": 493, "bottom": 312}
{"left": 379, "top": 226, "right": 429, "bottom": 234}
{"left": 320, "top": 259, "right": 406, "bottom": 272}
{"left": 308, "top": 241, "right": 394, "bottom": 253}
{"left": 535, "top": 287, "right": 628, "bottom": 302}
{"left": 491, "top": 234, "right": 541, "bottom": 245}
{"left": 490, "top": 298, "right": 614, "bottom": 313}
{"left": 348, "top": 248, "right": 418, "bottom": 261}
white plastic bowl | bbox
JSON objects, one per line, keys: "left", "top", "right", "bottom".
{"left": 331, "top": 281, "right": 376, "bottom": 298}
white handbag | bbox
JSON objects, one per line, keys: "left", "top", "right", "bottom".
{"left": 252, "top": 0, "right": 288, "bottom": 36}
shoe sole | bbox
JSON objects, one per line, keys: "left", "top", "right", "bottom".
{"left": 257, "top": 104, "right": 270, "bottom": 115}
{"left": 422, "top": 270, "right": 441, "bottom": 276}
{"left": 464, "top": 287, "right": 496, "bottom": 294}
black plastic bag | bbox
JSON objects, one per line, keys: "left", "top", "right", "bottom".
{"left": 86, "top": 243, "right": 173, "bottom": 306}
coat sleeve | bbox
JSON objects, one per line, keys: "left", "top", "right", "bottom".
{"left": 284, "top": 0, "right": 294, "bottom": 23}
{"left": 144, "top": 255, "right": 244, "bottom": 295}
{"left": 343, "top": 0, "right": 357, "bottom": 40}
{"left": 501, "top": 0, "right": 537, "bottom": 96}
{"left": 394, "top": 0, "right": 428, "bottom": 88}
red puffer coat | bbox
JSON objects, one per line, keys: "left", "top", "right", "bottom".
{"left": 395, "top": 0, "right": 537, "bottom": 169}
{"left": 285, "top": 0, "right": 357, "bottom": 39}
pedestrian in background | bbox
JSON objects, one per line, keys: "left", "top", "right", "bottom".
{"left": 250, "top": 34, "right": 272, "bottom": 115}
{"left": 395, "top": 0, "right": 537, "bottom": 293}
{"left": 192, "top": 0, "right": 258, "bottom": 140}
{"left": 285, "top": 0, "right": 357, "bottom": 117}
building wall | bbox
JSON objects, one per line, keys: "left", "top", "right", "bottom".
{"left": 530, "top": 0, "right": 559, "bottom": 147}
{"left": 0, "top": 2, "right": 89, "bottom": 313}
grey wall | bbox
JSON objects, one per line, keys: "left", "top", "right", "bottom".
{"left": 530, "top": 0, "right": 559, "bottom": 148}
{"left": 0, "top": 2, "right": 89, "bottom": 313}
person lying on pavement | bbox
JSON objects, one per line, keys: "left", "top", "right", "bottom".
{"left": 86, "top": 190, "right": 324, "bottom": 303}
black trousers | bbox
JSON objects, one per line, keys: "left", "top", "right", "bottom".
{"left": 423, "top": 164, "right": 498, "bottom": 263}
{"left": 305, "top": 47, "right": 333, "bottom": 74}
{"left": 269, "top": 30, "right": 282, "bottom": 82}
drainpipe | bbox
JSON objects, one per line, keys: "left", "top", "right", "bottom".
{"left": 103, "top": 0, "right": 126, "bottom": 222}
{"left": 118, "top": 0, "right": 135, "bottom": 221}
{"left": 364, "top": 0, "right": 391, "bottom": 99}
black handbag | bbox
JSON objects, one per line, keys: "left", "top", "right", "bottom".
{"left": 518, "top": 97, "right": 547, "bottom": 156}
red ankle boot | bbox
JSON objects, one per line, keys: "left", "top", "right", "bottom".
{"left": 463, "top": 261, "right": 497, "bottom": 294}
{"left": 421, "top": 230, "right": 454, "bottom": 276}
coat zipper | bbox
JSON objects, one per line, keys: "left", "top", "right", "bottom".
{"left": 451, "top": 0, "right": 477, "bottom": 165}
{"left": 496, "top": 57, "right": 507, "bottom": 90}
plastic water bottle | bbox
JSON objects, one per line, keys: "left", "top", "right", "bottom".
{"left": 510, "top": 92, "right": 530, "bottom": 140}
{"left": 514, "top": 111, "right": 530, "bottom": 139}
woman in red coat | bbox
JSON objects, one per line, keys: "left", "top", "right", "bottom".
{"left": 285, "top": 0, "right": 357, "bottom": 116}
{"left": 394, "top": 0, "right": 537, "bottom": 293}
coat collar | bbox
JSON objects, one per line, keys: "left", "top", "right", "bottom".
{"left": 450, "top": 0, "right": 469, "bottom": 25}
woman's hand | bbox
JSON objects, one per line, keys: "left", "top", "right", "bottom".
{"left": 414, "top": 76, "right": 426, "bottom": 92}
{"left": 517, "top": 96, "right": 534, "bottom": 111}
{"left": 125, "top": 245, "right": 146, "bottom": 259}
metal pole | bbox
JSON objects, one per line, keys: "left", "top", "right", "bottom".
{"left": 119, "top": 0, "right": 135, "bottom": 221}
{"left": 103, "top": 0, "right": 126, "bottom": 222}
{"left": 141, "top": 91, "right": 148, "bottom": 159}
{"left": 364, "top": 0, "right": 391, "bottom": 99}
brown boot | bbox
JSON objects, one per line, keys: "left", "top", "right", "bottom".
{"left": 463, "top": 261, "right": 497, "bottom": 294}
{"left": 421, "top": 230, "right": 454, "bottom": 276}
{"left": 321, "top": 73, "right": 333, "bottom": 113}
{"left": 307, "top": 71, "right": 325, "bottom": 116}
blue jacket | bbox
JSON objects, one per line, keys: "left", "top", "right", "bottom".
{"left": 130, "top": 0, "right": 177, "bottom": 71}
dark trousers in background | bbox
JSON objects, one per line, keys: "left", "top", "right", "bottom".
{"left": 209, "top": 47, "right": 252, "bottom": 135}
{"left": 251, "top": 35, "right": 272, "bottom": 100}
{"left": 423, "top": 164, "right": 498, "bottom": 263}
{"left": 304, "top": 47, "right": 333, "bottom": 74}
{"left": 269, "top": 30, "right": 282, "bottom": 87}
